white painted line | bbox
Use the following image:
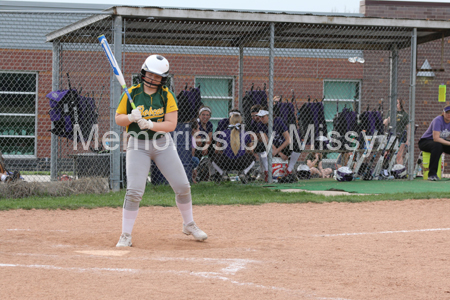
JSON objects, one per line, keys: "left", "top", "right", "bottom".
{"left": 314, "top": 227, "right": 450, "bottom": 237}
{"left": 0, "top": 259, "right": 350, "bottom": 300}
{"left": 0, "top": 263, "right": 138, "bottom": 273}
{"left": 6, "top": 229, "right": 69, "bottom": 232}
{"left": 75, "top": 250, "right": 130, "bottom": 257}
{"left": 152, "top": 257, "right": 258, "bottom": 275}
{"left": 183, "top": 270, "right": 350, "bottom": 300}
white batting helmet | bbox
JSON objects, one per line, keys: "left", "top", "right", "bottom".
{"left": 141, "top": 55, "right": 170, "bottom": 87}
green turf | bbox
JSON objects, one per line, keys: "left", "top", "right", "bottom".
{"left": 1, "top": 178, "right": 450, "bottom": 211}
{"left": 267, "top": 177, "right": 450, "bottom": 194}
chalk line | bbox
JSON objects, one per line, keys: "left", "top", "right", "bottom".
{"left": 0, "top": 262, "right": 349, "bottom": 300}
{"left": 314, "top": 227, "right": 450, "bottom": 237}
{"left": 6, "top": 229, "right": 69, "bottom": 232}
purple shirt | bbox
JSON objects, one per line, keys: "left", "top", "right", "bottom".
{"left": 220, "top": 129, "right": 252, "bottom": 159}
{"left": 421, "top": 115, "right": 450, "bottom": 140}
{"left": 198, "top": 120, "right": 213, "bottom": 135}
{"left": 257, "top": 117, "right": 289, "bottom": 147}
{"left": 216, "top": 118, "right": 229, "bottom": 133}
{"left": 247, "top": 120, "right": 260, "bottom": 133}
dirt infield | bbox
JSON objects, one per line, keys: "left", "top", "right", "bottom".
{"left": 1, "top": 199, "right": 450, "bottom": 299}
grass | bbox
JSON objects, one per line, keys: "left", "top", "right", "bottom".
{"left": 20, "top": 171, "right": 52, "bottom": 175}
{"left": 0, "top": 181, "right": 449, "bottom": 211}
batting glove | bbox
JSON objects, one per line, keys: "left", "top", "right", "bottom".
{"left": 137, "top": 118, "right": 154, "bottom": 130}
{"left": 128, "top": 109, "right": 142, "bottom": 123}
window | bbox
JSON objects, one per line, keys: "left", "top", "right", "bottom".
{"left": 195, "top": 76, "right": 234, "bottom": 130}
{"left": 323, "top": 80, "right": 361, "bottom": 159}
{"left": 0, "top": 72, "right": 38, "bottom": 157}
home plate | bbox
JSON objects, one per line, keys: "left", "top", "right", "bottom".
{"left": 75, "top": 250, "right": 130, "bottom": 256}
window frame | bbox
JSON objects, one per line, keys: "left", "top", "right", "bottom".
{"left": 194, "top": 75, "right": 235, "bottom": 125}
{"left": 322, "top": 79, "right": 361, "bottom": 124}
{"left": 0, "top": 70, "right": 38, "bottom": 158}
{"left": 322, "top": 79, "right": 361, "bottom": 161}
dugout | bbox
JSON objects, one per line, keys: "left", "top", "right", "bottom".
{"left": 44, "top": 6, "right": 450, "bottom": 189}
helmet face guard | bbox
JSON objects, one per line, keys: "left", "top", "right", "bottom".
{"left": 140, "top": 69, "right": 168, "bottom": 88}
{"left": 335, "top": 167, "right": 354, "bottom": 182}
{"left": 141, "top": 55, "right": 170, "bottom": 88}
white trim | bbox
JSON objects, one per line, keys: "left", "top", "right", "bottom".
{"left": 111, "top": 7, "right": 450, "bottom": 29}
{"left": 0, "top": 114, "right": 35, "bottom": 117}
{"left": 0, "top": 91, "right": 35, "bottom": 95}
{"left": 46, "top": 14, "right": 110, "bottom": 42}
{"left": 0, "top": 135, "right": 35, "bottom": 138}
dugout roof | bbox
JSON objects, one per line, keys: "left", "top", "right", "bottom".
{"left": 46, "top": 6, "right": 450, "bottom": 51}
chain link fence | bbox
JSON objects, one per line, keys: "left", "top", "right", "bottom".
{"left": 1, "top": 10, "right": 448, "bottom": 188}
{"left": 0, "top": 12, "right": 99, "bottom": 183}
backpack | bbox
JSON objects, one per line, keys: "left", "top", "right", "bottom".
{"left": 0, "top": 151, "right": 22, "bottom": 183}
{"left": 47, "top": 89, "right": 98, "bottom": 142}
{"left": 196, "top": 156, "right": 210, "bottom": 182}
{"left": 274, "top": 102, "right": 296, "bottom": 127}
{"left": 4, "top": 171, "right": 22, "bottom": 183}
{"left": 177, "top": 87, "right": 203, "bottom": 123}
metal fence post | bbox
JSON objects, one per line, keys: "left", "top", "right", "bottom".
{"left": 110, "top": 16, "right": 123, "bottom": 191}
{"left": 408, "top": 28, "right": 417, "bottom": 180}
{"left": 238, "top": 44, "right": 244, "bottom": 112}
{"left": 50, "top": 40, "right": 60, "bottom": 181}
{"left": 390, "top": 43, "right": 399, "bottom": 135}
{"left": 267, "top": 22, "right": 275, "bottom": 183}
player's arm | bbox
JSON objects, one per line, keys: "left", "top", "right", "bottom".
{"left": 206, "top": 132, "right": 213, "bottom": 147}
{"left": 318, "top": 160, "right": 325, "bottom": 172}
{"left": 150, "top": 111, "right": 178, "bottom": 133}
{"left": 115, "top": 94, "right": 141, "bottom": 127}
{"left": 278, "top": 131, "right": 291, "bottom": 151}
{"left": 246, "top": 139, "right": 254, "bottom": 154}
{"left": 115, "top": 112, "right": 133, "bottom": 127}
{"left": 405, "top": 123, "right": 410, "bottom": 145}
{"left": 273, "top": 131, "right": 291, "bottom": 155}
{"left": 259, "top": 132, "right": 269, "bottom": 145}
{"left": 433, "top": 130, "right": 450, "bottom": 146}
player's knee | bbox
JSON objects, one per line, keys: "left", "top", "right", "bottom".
{"left": 173, "top": 181, "right": 191, "bottom": 198}
{"left": 125, "top": 188, "right": 143, "bottom": 204}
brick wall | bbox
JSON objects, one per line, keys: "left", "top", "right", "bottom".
{"left": 2, "top": 49, "right": 365, "bottom": 159}
{"left": 361, "top": 0, "right": 450, "bottom": 20}
{"left": 362, "top": 0, "right": 450, "bottom": 169}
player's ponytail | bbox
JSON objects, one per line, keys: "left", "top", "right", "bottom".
{"left": 229, "top": 114, "right": 242, "bottom": 155}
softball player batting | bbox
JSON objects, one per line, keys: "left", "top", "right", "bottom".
{"left": 115, "top": 55, "right": 207, "bottom": 247}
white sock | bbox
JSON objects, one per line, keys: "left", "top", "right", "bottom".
{"left": 1, "top": 174, "right": 6, "bottom": 182}
{"left": 122, "top": 208, "right": 139, "bottom": 235}
{"left": 176, "top": 201, "right": 194, "bottom": 225}
{"left": 244, "top": 161, "right": 255, "bottom": 174}
{"left": 212, "top": 162, "right": 224, "bottom": 175}
{"left": 288, "top": 151, "right": 301, "bottom": 172}
{"left": 259, "top": 152, "right": 268, "bottom": 171}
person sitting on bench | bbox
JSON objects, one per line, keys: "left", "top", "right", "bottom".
{"left": 212, "top": 113, "right": 255, "bottom": 183}
{"left": 418, "top": 104, "right": 450, "bottom": 181}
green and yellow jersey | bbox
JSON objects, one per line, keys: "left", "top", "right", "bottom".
{"left": 116, "top": 84, "right": 178, "bottom": 140}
